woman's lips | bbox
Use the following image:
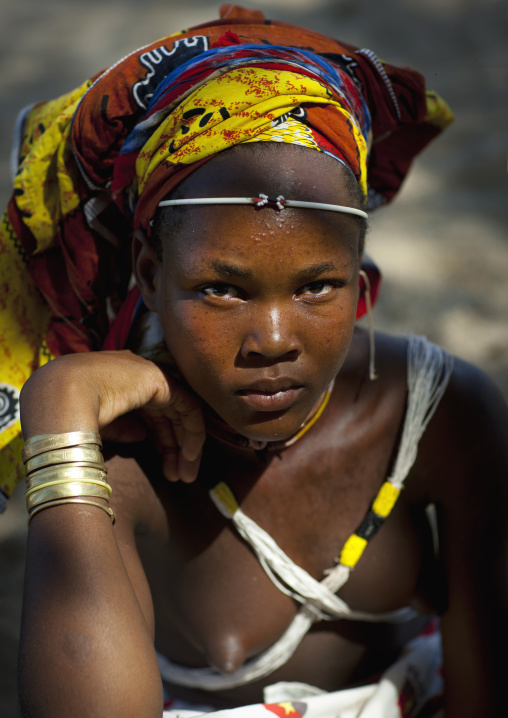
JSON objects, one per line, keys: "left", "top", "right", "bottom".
{"left": 235, "top": 385, "right": 304, "bottom": 412}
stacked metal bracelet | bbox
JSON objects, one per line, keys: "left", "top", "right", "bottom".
{"left": 23, "top": 431, "right": 116, "bottom": 526}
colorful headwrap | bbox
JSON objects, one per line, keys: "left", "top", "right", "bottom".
{"left": 0, "top": 5, "right": 453, "bottom": 508}
{"left": 112, "top": 42, "right": 371, "bottom": 230}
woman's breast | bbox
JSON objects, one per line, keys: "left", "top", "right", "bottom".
{"left": 135, "top": 482, "right": 437, "bottom": 701}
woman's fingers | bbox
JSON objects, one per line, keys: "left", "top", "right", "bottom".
{"left": 166, "top": 395, "right": 206, "bottom": 462}
{"left": 98, "top": 352, "right": 206, "bottom": 482}
{"left": 178, "top": 450, "right": 203, "bottom": 484}
{"left": 143, "top": 378, "right": 206, "bottom": 482}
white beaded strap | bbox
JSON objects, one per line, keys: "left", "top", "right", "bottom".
{"left": 389, "top": 335, "right": 454, "bottom": 490}
{"left": 322, "top": 335, "right": 454, "bottom": 588}
{"left": 158, "top": 194, "right": 368, "bottom": 219}
{"left": 210, "top": 483, "right": 402, "bottom": 623}
{"left": 157, "top": 486, "right": 414, "bottom": 691}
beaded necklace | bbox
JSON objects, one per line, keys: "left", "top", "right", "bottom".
{"left": 205, "top": 379, "right": 335, "bottom": 452}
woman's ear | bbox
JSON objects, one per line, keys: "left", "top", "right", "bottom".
{"left": 132, "top": 229, "right": 160, "bottom": 312}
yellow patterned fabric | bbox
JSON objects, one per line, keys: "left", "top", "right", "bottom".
{"left": 0, "top": 212, "right": 53, "bottom": 502}
{"left": 244, "top": 117, "right": 333, "bottom": 149}
{"left": 425, "top": 89, "right": 455, "bottom": 130}
{"left": 129, "top": 66, "right": 369, "bottom": 230}
{"left": 14, "top": 79, "right": 93, "bottom": 251}
{"left": 0, "top": 78, "right": 95, "bottom": 506}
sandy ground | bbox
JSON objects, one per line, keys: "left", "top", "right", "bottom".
{"left": 0, "top": 1, "right": 506, "bottom": 714}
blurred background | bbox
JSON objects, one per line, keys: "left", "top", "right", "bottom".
{"left": 0, "top": 1, "right": 506, "bottom": 715}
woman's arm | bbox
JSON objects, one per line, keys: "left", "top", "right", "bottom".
{"left": 425, "top": 359, "right": 508, "bottom": 716}
{"left": 18, "top": 350, "right": 205, "bottom": 718}
{"left": 19, "top": 476, "right": 164, "bottom": 718}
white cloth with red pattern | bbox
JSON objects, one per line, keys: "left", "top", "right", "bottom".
{"left": 162, "top": 627, "right": 444, "bottom": 718}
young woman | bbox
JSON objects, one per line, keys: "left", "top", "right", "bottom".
{"left": 3, "top": 6, "right": 508, "bottom": 717}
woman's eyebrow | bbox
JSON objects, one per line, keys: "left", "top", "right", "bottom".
{"left": 210, "top": 261, "right": 252, "bottom": 278}
{"left": 208, "top": 261, "right": 341, "bottom": 281}
{"left": 293, "top": 262, "right": 339, "bottom": 283}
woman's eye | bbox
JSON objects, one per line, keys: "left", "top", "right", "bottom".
{"left": 202, "top": 284, "right": 238, "bottom": 299}
{"left": 299, "top": 280, "right": 338, "bottom": 297}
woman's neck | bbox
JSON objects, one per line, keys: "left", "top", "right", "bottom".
{"left": 204, "top": 379, "right": 335, "bottom": 454}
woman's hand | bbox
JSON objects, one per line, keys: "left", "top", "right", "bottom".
{"left": 20, "top": 349, "right": 206, "bottom": 482}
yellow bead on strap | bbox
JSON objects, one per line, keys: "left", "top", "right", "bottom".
{"left": 339, "top": 534, "right": 368, "bottom": 568}
{"left": 372, "top": 482, "right": 401, "bottom": 518}
{"left": 328, "top": 481, "right": 404, "bottom": 571}
{"left": 210, "top": 482, "right": 239, "bottom": 518}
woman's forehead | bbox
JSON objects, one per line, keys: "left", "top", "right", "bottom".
{"left": 170, "top": 143, "right": 355, "bottom": 205}
{"left": 160, "top": 200, "right": 361, "bottom": 276}
{"left": 152, "top": 144, "right": 364, "bottom": 262}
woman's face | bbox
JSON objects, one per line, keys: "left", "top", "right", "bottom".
{"left": 138, "top": 146, "right": 363, "bottom": 442}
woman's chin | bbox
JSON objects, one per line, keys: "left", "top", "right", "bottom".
{"left": 218, "top": 409, "right": 308, "bottom": 445}
{"left": 203, "top": 386, "right": 327, "bottom": 444}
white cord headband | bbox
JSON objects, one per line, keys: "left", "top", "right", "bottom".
{"left": 158, "top": 193, "right": 368, "bottom": 219}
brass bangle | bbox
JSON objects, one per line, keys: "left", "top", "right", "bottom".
{"left": 27, "top": 461, "right": 106, "bottom": 478}
{"left": 25, "top": 447, "right": 105, "bottom": 475}
{"left": 26, "top": 476, "right": 111, "bottom": 499}
{"left": 28, "top": 498, "right": 116, "bottom": 526}
{"left": 23, "top": 431, "right": 102, "bottom": 450}
{"left": 22, "top": 431, "right": 102, "bottom": 462}
{"left": 25, "top": 466, "right": 109, "bottom": 492}
{"left": 26, "top": 482, "right": 111, "bottom": 511}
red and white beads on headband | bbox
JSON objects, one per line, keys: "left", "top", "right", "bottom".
{"left": 158, "top": 194, "right": 368, "bottom": 219}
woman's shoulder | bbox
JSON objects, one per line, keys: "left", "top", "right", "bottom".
{"left": 346, "top": 329, "right": 505, "bottom": 412}
{"left": 412, "top": 339, "right": 508, "bottom": 451}
{"left": 336, "top": 329, "right": 408, "bottom": 394}
{"left": 389, "top": 337, "right": 508, "bottom": 504}
{"left": 337, "top": 330, "right": 508, "bottom": 494}
{"left": 331, "top": 329, "right": 411, "bottom": 425}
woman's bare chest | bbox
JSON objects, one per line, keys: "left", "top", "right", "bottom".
{"left": 136, "top": 421, "right": 432, "bottom": 677}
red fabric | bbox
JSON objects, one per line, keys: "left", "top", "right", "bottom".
{"left": 357, "top": 260, "right": 381, "bottom": 320}
{"left": 102, "top": 287, "right": 142, "bottom": 351}
{"left": 210, "top": 31, "right": 242, "bottom": 48}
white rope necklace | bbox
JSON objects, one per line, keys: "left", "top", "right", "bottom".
{"left": 158, "top": 193, "right": 368, "bottom": 219}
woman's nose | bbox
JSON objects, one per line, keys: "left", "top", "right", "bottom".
{"left": 239, "top": 306, "right": 302, "bottom": 361}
